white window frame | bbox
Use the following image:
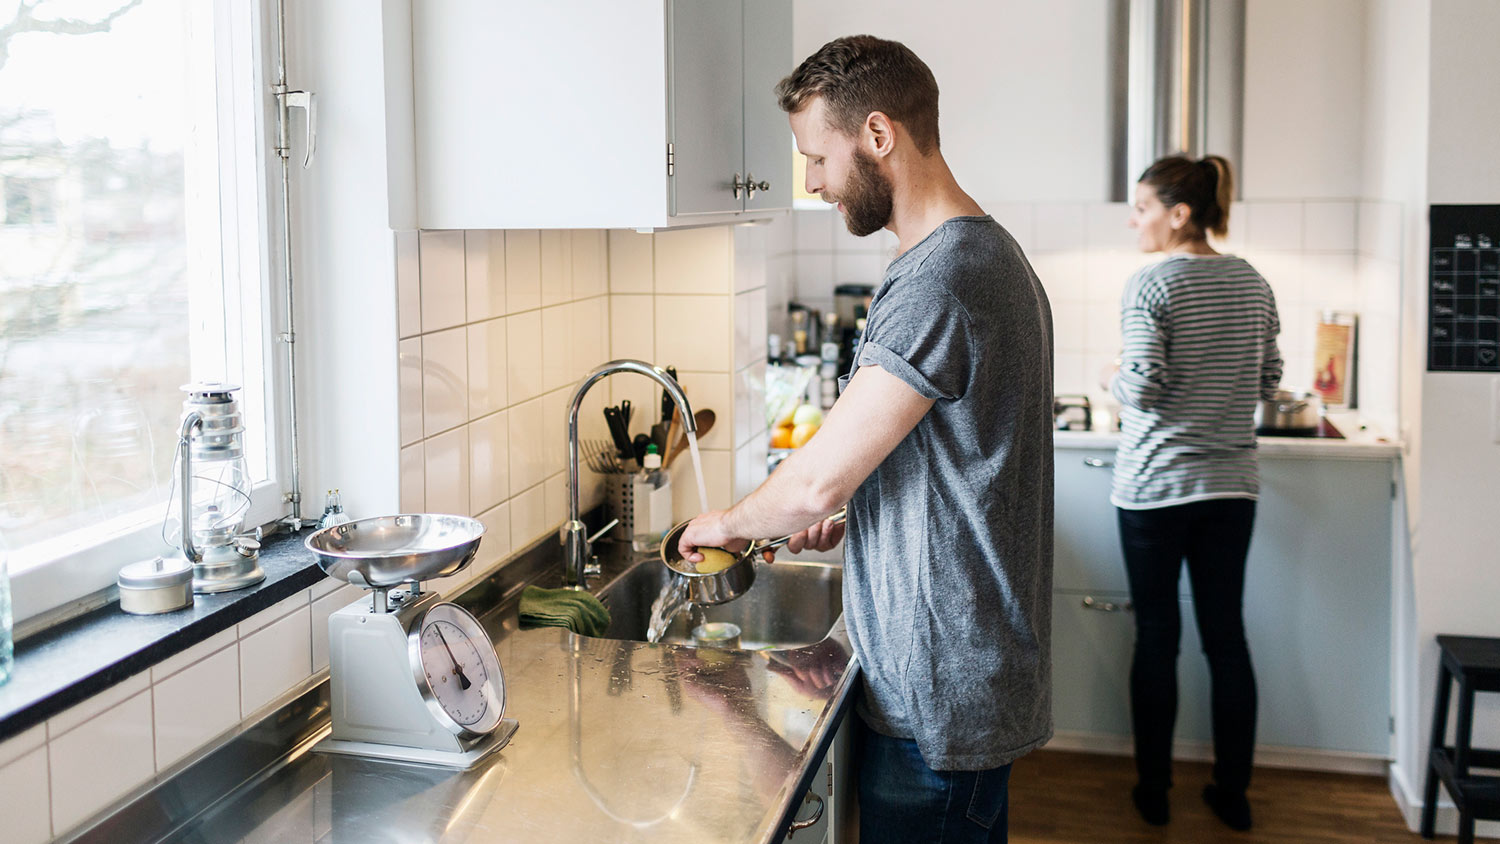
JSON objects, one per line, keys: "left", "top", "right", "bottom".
{"left": 9, "top": 0, "right": 291, "bottom": 628}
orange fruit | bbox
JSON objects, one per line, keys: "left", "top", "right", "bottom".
{"left": 790, "top": 422, "right": 819, "bottom": 448}
{"left": 770, "top": 425, "right": 794, "bottom": 449}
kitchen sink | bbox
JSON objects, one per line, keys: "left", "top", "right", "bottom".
{"left": 594, "top": 558, "right": 843, "bottom": 650}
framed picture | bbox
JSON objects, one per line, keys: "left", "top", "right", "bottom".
{"left": 1312, "top": 311, "right": 1357, "bottom": 409}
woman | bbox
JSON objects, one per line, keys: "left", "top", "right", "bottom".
{"left": 1104, "top": 155, "right": 1282, "bottom": 832}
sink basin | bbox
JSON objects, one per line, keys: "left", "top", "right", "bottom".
{"left": 594, "top": 559, "right": 842, "bottom": 649}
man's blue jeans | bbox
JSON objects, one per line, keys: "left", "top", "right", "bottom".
{"left": 855, "top": 714, "right": 1013, "bottom": 843}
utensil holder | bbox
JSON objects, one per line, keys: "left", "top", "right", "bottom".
{"left": 604, "top": 473, "right": 673, "bottom": 543}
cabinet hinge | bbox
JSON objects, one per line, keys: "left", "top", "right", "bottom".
{"left": 667, "top": 142, "right": 674, "bottom": 177}
{"left": 1390, "top": 715, "right": 1396, "bottom": 734}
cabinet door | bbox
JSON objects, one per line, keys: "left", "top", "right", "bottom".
{"left": 1053, "top": 449, "right": 1130, "bottom": 593}
{"left": 668, "top": 0, "right": 744, "bottom": 216}
{"left": 742, "top": 0, "right": 793, "bottom": 212}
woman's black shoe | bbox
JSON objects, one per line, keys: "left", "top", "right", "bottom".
{"left": 1202, "top": 784, "right": 1252, "bottom": 831}
{"left": 1131, "top": 784, "right": 1169, "bottom": 826}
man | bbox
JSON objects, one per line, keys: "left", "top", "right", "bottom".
{"left": 679, "top": 35, "right": 1054, "bottom": 843}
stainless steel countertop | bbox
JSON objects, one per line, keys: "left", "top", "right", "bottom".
{"left": 161, "top": 551, "right": 858, "bottom": 844}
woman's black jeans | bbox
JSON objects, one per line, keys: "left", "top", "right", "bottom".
{"left": 1117, "top": 498, "right": 1258, "bottom": 796}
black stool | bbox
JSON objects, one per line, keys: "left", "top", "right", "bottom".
{"left": 1421, "top": 635, "right": 1500, "bottom": 843}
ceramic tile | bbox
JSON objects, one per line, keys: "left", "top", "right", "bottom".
{"left": 424, "top": 426, "right": 471, "bottom": 518}
{"left": 747, "top": 288, "right": 767, "bottom": 369}
{"left": 669, "top": 447, "right": 731, "bottom": 521}
{"left": 399, "top": 337, "right": 423, "bottom": 446}
{"left": 1212, "top": 203, "right": 1248, "bottom": 255}
{"left": 540, "top": 304, "right": 573, "bottom": 393}
{"left": 608, "top": 230, "right": 654, "bottom": 293}
{"left": 539, "top": 230, "right": 573, "bottom": 307}
{"left": 1028, "top": 252, "right": 1088, "bottom": 301}
{"left": 469, "top": 411, "right": 510, "bottom": 516}
{"left": 472, "top": 502, "right": 512, "bottom": 574}
{"left": 832, "top": 211, "right": 879, "bottom": 253}
{"left": 794, "top": 253, "right": 834, "bottom": 300}
{"left": 0, "top": 746, "right": 50, "bottom": 844}
{"left": 1054, "top": 352, "right": 1088, "bottom": 396}
{"left": 419, "top": 230, "right": 467, "bottom": 333}
{"left": 1084, "top": 301, "right": 1124, "bottom": 356}
{"left": 655, "top": 227, "right": 731, "bottom": 294}
{"left": 465, "top": 230, "right": 505, "bottom": 322}
{"left": 505, "top": 310, "right": 544, "bottom": 403}
{"left": 151, "top": 628, "right": 237, "bottom": 683}
{"left": 675, "top": 372, "right": 731, "bottom": 452}
{"left": 1300, "top": 254, "right": 1359, "bottom": 309}
{"left": 421, "top": 327, "right": 468, "bottom": 436}
{"left": 571, "top": 230, "right": 608, "bottom": 299}
{"left": 507, "top": 397, "right": 549, "bottom": 494}
{"left": 832, "top": 252, "right": 890, "bottom": 287}
{"left": 48, "top": 690, "right": 153, "bottom": 835}
{"left": 1358, "top": 200, "right": 1402, "bottom": 262}
{"left": 610, "top": 295, "right": 655, "bottom": 363}
{"left": 732, "top": 223, "right": 769, "bottom": 293}
{"left": 570, "top": 297, "right": 607, "bottom": 384}
{"left": 47, "top": 672, "right": 150, "bottom": 739}
{"left": 734, "top": 291, "right": 752, "bottom": 374}
{"left": 509, "top": 484, "right": 548, "bottom": 546}
{"left": 1246, "top": 202, "right": 1304, "bottom": 252}
{"left": 309, "top": 573, "right": 343, "bottom": 602}
{"left": 611, "top": 374, "right": 660, "bottom": 442}
{"left": 237, "top": 589, "right": 311, "bottom": 637}
{"left": 543, "top": 472, "right": 568, "bottom": 529}
{"left": 1034, "top": 203, "right": 1087, "bottom": 252}
{"left": 312, "top": 584, "right": 363, "bottom": 673}
{"left": 467, "top": 318, "right": 508, "bottom": 419}
{"left": 504, "top": 230, "right": 542, "bottom": 313}
{"left": 577, "top": 377, "right": 611, "bottom": 445}
{"left": 1050, "top": 299, "right": 1088, "bottom": 354}
{"left": 794, "top": 207, "right": 835, "bottom": 253}
{"left": 1086, "top": 202, "right": 1137, "bottom": 251}
{"left": 239, "top": 606, "right": 312, "bottom": 717}
{"left": 655, "top": 296, "right": 731, "bottom": 373}
{"left": 541, "top": 389, "right": 569, "bottom": 479}
{"left": 396, "top": 230, "right": 421, "bottom": 339}
{"left": 0, "top": 723, "right": 45, "bottom": 769}
{"left": 1304, "top": 202, "right": 1357, "bottom": 252}
{"left": 400, "top": 443, "right": 425, "bottom": 512}
{"left": 154, "top": 645, "right": 239, "bottom": 770}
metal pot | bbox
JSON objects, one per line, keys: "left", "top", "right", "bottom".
{"left": 1254, "top": 389, "right": 1323, "bottom": 433}
{"left": 659, "top": 509, "right": 848, "bottom": 606}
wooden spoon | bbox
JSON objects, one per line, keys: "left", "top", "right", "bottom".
{"left": 666, "top": 409, "right": 717, "bottom": 468}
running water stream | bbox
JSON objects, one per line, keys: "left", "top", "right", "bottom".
{"left": 645, "top": 430, "right": 715, "bottom": 643}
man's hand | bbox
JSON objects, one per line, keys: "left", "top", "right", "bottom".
{"left": 760, "top": 516, "right": 845, "bottom": 563}
{"left": 677, "top": 510, "right": 749, "bottom": 564}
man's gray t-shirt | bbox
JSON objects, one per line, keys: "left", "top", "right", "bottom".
{"left": 839, "top": 215, "right": 1054, "bottom": 771}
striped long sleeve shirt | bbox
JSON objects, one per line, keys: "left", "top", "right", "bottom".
{"left": 1109, "top": 254, "right": 1283, "bottom": 509}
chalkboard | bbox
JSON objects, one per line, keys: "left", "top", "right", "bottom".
{"left": 1428, "top": 204, "right": 1500, "bottom": 372}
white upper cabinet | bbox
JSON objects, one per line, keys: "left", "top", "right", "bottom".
{"left": 407, "top": 0, "right": 791, "bottom": 231}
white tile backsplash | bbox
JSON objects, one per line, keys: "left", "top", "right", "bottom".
{"left": 465, "top": 229, "right": 505, "bottom": 322}
{"left": 238, "top": 590, "right": 310, "bottom": 638}
{"left": 473, "top": 502, "right": 512, "bottom": 572}
{"left": 1303, "top": 201, "right": 1357, "bottom": 252}
{"left": 1085, "top": 202, "right": 1136, "bottom": 252}
{"left": 0, "top": 745, "right": 51, "bottom": 844}
{"left": 506, "top": 310, "right": 545, "bottom": 403}
{"left": 1246, "top": 202, "right": 1304, "bottom": 252}
{"left": 421, "top": 327, "right": 468, "bottom": 436}
{"left": 424, "top": 426, "right": 471, "bottom": 517}
{"left": 507, "top": 397, "right": 549, "bottom": 494}
{"left": 151, "top": 628, "right": 237, "bottom": 683}
{"left": 396, "top": 230, "right": 421, "bottom": 339}
{"left": 610, "top": 295, "right": 655, "bottom": 362}
{"left": 656, "top": 296, "right": 730, "bottom": 372}
{"left": 569, "top": 297, "right": 607, "bottom": 384}
{"left": 400, "top": 442, "right": 425, "bottom": 512}
{"left": 467, "top": 318, "right": 509, "bottom": 419}
{"left": 675, "top": 371, "right": 731, "bottom": 451}
{"left": 794, "top": 207, "right": 835, "bottom": 253}
{"left": 469, "top": 410, "right": 510, "bottom": 515}
{"left": 154, "top": 645, "right": 239, "bottom": 770}
{"left": 49, "top": 689, "right": 153, "bottom": 835}
{"left": 239, "top": 606, "right": 312, "bottom": 717}
{"left": 656, "top": 227, "right": 731, "bottom": 294}
{"left": 608, "top": 230, "right": 654, "bottom": 293}
{"left": 47, "top": 672, "right": 150, "bottom": 739}
{"left": 571, "top": 230, "right": 608, "bottom": 299}
{"left": 1034, "top": 203, "right": 1087, "bottom": 252}
{"left": 539, "top": 229, "right": 573, "bottom": 307}
{"left": 543, "top": 472, "right": 568, "bottom": 528}
{"left": 419, "top": 230, "right": 467, "bottom": 333}
{"left": 399, "top": 337, "right": 423, "bottom": 446}
{"left": 669, "top": 447, "right": 731, "bottom": 520}
{"left": 509, "top": 484, "right": 547, "bottom": 546}
{"left": 0, "top": 723, "right": 46, "bottom": 769}
{"left": 505, "top": 230, "right": 542, "bottom": 313}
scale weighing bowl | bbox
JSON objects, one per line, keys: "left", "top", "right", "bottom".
{"left": 305, "top": 514, "right": 485, "bottom": 588}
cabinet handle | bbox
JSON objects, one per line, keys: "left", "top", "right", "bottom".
{"left": 732, "top": 172, "right": 744, "bottom": 199}
{"left": 746, "top": 173, "right": 770, "bottom": 198}
{"left": 1082, "top": 457, "right": 1114, "bottom": 468}
{"left": 1082, "top": 596, "right": 1133, "bottom": 613}
{"left": 787, "top": 790, "right": 825, "bottom": 833}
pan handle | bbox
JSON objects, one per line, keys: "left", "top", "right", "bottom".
{"left": 751, "top": 508, "right": 849, "bottom": 556}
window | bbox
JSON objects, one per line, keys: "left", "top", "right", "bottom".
{"left": 0, "top": 0, "right": 285, "bottom": 624}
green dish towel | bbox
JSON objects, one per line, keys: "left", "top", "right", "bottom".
{"left": 519, "top": 585, "right": 611, "bottom": 637}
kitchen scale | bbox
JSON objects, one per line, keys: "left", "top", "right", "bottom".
{"left": 305, "top": 514, "right": 519, "bottom": 769}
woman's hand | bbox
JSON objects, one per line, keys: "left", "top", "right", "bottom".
{"left": 1097, "top": 358, "right": 1122, "bottom": 392}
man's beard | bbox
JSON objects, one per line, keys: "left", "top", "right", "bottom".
{"left": 828, "top": 148, "right": 893, "bottom": 238}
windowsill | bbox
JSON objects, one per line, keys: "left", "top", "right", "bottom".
{"left": 0, "top": 526, "right": 327, "bottom": 744}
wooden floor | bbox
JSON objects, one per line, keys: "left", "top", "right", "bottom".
{"left": 1008, "top": 749, "right": 1449, "bottom": 843}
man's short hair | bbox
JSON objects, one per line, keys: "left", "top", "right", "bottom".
{"left": 775, "top": 35, "right": 941, "bottom": 154}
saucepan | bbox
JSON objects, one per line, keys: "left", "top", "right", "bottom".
{"left": 1254, "top": 389, "right": 1323, "bottom": 434}
{"left": 659, "top": 508, "right": 848, "bottom": 606}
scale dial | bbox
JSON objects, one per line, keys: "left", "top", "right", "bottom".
{"left": 408, "top": 601, "right": 505, "bottom": 738}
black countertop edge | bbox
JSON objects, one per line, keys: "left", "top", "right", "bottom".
{"left": 0, "top": 527, "right": 329, "bottom": 745}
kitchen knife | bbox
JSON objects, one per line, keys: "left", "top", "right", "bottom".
{"left": 603, "top": 406, "right": 632, "bottom": 459}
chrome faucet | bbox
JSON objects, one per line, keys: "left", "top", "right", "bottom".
{"left": 564, "top": 360, "right": 696, "bottom": 589}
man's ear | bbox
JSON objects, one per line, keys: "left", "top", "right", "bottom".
{"left": 864, "top": 111, "right": 896, "bottom": 158}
